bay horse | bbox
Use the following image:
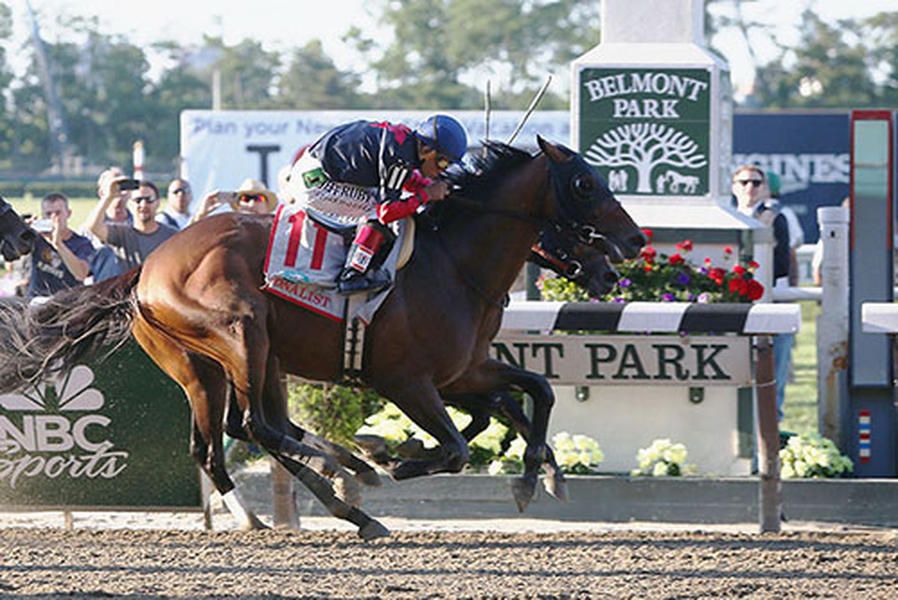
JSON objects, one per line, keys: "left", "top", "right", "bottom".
{"left": 0, "top": 197, "right": 36, "bottom": 262}
{"left": 359, "top": 228, "right": 621, "bottom": 497}
{"left": 0, "top": 138, "right": 644, "bottom": 539}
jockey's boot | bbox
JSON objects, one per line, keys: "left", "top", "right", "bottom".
{"left": 336, "top": 221, "right": 394, "bottom": 295}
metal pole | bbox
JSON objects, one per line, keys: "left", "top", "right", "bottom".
{"left": 271, "top": 377, "right": 300, "bottom": 529}
{"left": 816, "top": 206, "right": 850, "bottom": 447}
{"left": 755, "top": 335, "right": 782, "bottom": 533}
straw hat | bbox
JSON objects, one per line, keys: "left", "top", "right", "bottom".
{"left": 233, "top": 178, "right": 278, "bottom": 213}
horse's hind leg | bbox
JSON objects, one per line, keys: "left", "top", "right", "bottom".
{"left": 261, "top": 380, "right": 381, "bottom": 487}
{"left": 226, "top": 321, "right": 388, "bottom": 539}
{"left": 132, "top": 317, "right": 267, "bottom": 530}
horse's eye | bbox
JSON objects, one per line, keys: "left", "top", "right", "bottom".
{"left": 572, "top": 175, "right": 594, "bottom": 197}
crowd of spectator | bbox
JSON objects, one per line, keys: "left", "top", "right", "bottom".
{"left": 0, "top": 167, "right": 279, "bottom": 300}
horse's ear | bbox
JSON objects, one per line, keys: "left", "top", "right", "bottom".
{"left": 537, "top": 135, "right": 573, "bottom": 164}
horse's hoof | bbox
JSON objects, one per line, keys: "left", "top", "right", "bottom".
{"left": 512, "top": 475, "right": 537, "bottom": 512}
{"left": 395, "top": 438, "right": 427, "bottom": 459}
{"left": 543, "top": 472, "right": 569, "bottom": 502}
{"left": 239, "top": 514, "right": 270, "bottom": 531}
{"left": 358, "top": 519, "right": 390, "bottom": 540}
{"left": 355, "top": 470, "right": 383, "bottom": 487}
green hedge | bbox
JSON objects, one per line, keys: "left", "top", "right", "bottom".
{"left": 0, "top": 180, "right": 97, "bottom": 199}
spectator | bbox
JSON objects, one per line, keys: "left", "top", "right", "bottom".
{"left": 27, "top": 193, "right": 94, "bottom": 299}
{"left": 87, "top": 179, "right": 177, "bottom": 269}
{"left": 231, "top": 179, "right": 278, "bottom": 215}
{"left": 83, "top": 167, "right": 133, "bottom": 282}
{"left": 732, "top": 164, "right": 792, "bottom": 422}
{"left": 158, "top": 178, "right": 193, "bottom": 230}
{"left": 765, "top": 172, "right": 803, "bottom": 286}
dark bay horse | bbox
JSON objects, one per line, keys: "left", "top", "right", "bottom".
{"left": 0, "top": 138, "right": 644, "bottom": 538}
{"left": 0, "top": 197, "right": 36, "bottom": 262}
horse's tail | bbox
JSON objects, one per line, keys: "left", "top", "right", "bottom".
{"left": 0, "top": 267, "right": 142, "bottom": 392}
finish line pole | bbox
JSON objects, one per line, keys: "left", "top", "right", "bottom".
{"left": 755, "top": 335, "right": 782, "bottom": 533}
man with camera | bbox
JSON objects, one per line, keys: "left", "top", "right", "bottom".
{"left": 87, "top": 176, "right": 177, "bottom": 270}
{"left": 27, "top": 192, "right": 94, "bottom": 299}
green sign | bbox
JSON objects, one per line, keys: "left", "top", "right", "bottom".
{"left": 578, "top": 67, "right": 711, "bottom": 196}
{"left": 0, "top": 342, "right": 200, "bottom": 509}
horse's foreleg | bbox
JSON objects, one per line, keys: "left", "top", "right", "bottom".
{"left": 381, "top": 380, "right": 469, "bottom": 480}
{"left": 493, "top": 392, "right": 567, "bottom": 502}
{"left": 442, "top": 359, "right": 555, "bottom": 512}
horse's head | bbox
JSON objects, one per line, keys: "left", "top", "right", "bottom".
{"left": 532, "top": 229, "right": 619, "bottom": 299}
{"left": 0, "top": 197, "right": 36, "bottom": 262}
{"left": 537, "top": 136, "right": 646, "bottom": 262}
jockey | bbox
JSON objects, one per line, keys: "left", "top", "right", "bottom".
{"left": 285, "top": 114, "right": 468, "bottom": 295}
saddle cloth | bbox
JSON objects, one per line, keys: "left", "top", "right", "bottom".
{"left": 262, "top": 203, "right": 413, "bottom": 324}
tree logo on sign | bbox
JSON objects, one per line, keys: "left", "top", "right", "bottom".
{"left": 585, "top": 123, "right": 707, "bottom": 194}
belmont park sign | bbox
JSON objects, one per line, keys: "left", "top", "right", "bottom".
{"left": 578, "top": 68, "right": 711, "bottom": 196}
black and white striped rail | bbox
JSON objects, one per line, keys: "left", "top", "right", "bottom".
{"left": 862, "top": 302, "right": 898, "bottom": 333}
{"left": 501, "top": 301, "right": 801, "bottom": 334}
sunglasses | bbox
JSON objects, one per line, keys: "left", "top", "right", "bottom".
{"left": 239, "top": 193, "right": 266, "bottom": 203}
{"left": 435, "top": 155, "right": 452, "bottom": 170}
{"left": 171, "top": 188, "right": 189, "bottom": 194}
{"left": 132, "top": 196, "right": 157, "bottom": 204}
{"left": 736, "top": 179, "right": 762, "bottom": 187}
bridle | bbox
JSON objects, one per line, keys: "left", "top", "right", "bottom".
{"left": 431, "top": 152, "right": 618, "bottom": 306}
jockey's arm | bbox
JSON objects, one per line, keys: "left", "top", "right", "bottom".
{"left": 376, "top": 170, "right": 449, "bottom": 224}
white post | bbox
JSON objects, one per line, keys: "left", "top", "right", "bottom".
{"left": 816, "top": 206, "right": 850, "bottom": 445}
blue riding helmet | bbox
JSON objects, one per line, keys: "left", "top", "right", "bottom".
{"left": 415, "top": 114, "right": 468, "bottom": 163}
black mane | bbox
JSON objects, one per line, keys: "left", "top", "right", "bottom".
{"left": 421, "top": 141, "right": 535, "bottom": 228}
{"left": 445, "top": 141, "right": 535, "bottom": 199}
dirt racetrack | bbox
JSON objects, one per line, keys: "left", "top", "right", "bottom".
{"left": 1, "top": 526, "right": 897, "bottom": 598}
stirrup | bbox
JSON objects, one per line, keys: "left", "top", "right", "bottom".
{"left": 336, "top": 269, "right": 391, "bottom": 295}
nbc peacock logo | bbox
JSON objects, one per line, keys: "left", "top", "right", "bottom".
{"left": 0, "top": 365, "right": 130, "bottom": 488}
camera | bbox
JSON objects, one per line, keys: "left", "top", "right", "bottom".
{"left": 117, "top": 178, "right": 141, "bottom": 191}
{"left": 31, "top": 218, "right": 54, "bottom": 233}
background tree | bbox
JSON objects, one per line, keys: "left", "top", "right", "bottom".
{"left": 346, "top": 0, "right": 600, "bottom": 109}
{"left": 274, "top": 40, "right": 363, "bottom": 109}
{"left": 0, "top": 2, "right": 14, "bottom": 165}
{"left": 751, "top": 11, "right": 878, "bottom": 108}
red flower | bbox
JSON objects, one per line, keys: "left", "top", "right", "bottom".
{"left": 704, "top": 257, "right": 712, "bottom": 265}
{"left": 728, "top": 278, "right": 748, "bottom": 296}
{"left": 669, "top": 253, "right": 684, "bottom": 265}
{"left": 643, "top": 264, "right": 653, "bottom": 272}
{"left": 747, "top": 279, "right": 764, "bottom": 300}
{"left": 676, "top": 239, "right": 693, "bottom": 252}
{"left": 709, "top": 267, "right": 726, "bottom": 285}
{"left": 732, "top": 265, "right": 746, "bottom": 276}
{"left": 641, "top": 246, "right": 657, "bottom": 262}
{"left": 642, "top": 228, "right": 653, "bottom": 242}
{"left": 723, "top": 246, "right": 733, "bottom": 255}
{"left": 748, "top": 260, "right": 759, "bottom": 270}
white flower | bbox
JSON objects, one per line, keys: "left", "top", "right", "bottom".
{"left": 652, "top": 462, "right": 669, "bottom": 477}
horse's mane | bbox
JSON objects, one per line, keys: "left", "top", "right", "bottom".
{"left": 419, "top": 141, "right": 535, "bottom": 229}
{"left": 445, "top": 141, "right": 534, "bottom": 199}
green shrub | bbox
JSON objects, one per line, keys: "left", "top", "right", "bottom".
{"left": 287, "top": 381, "right": 385, "bottom": 448}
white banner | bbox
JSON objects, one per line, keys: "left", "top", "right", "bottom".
{"left": 179, "top": 109, "right": 569, "bottom": 210}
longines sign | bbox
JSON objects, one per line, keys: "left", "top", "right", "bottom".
{"left": 492, "top": 334, "right": 750, "bottom": 386}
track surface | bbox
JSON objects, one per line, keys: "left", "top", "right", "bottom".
{"left": 1, "top": 527, "right": 897, "bottom": 598}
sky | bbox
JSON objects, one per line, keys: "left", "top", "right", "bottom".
{"left": 5, "top": 0, "right": 898, "bottom": 98}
